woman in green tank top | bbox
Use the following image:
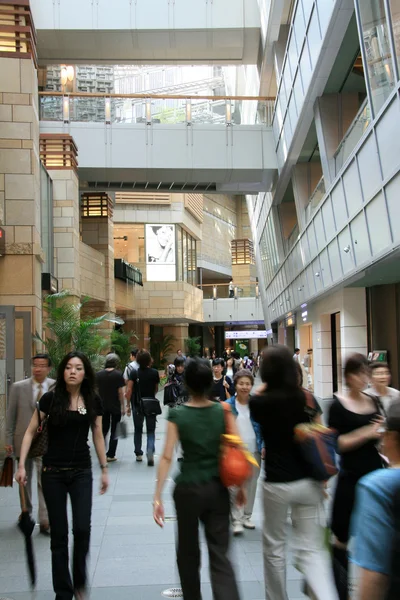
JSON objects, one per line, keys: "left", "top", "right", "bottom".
{"left": 153, "top": 358, "right": 245, "bottom": 600}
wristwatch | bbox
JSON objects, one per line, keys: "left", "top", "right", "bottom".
{"left": 100, "top": 464, "right": 108, "bottom": 470}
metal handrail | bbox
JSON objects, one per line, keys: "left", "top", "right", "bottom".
{"left": 39, "top": 91, "right": 275, "bottom": 101}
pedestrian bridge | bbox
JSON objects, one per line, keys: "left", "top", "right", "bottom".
{"left": 39, "top": 94, "right": 277, "bottom": 194}
{"left": 31, "top": 0, "right": 261, "bottom": 64}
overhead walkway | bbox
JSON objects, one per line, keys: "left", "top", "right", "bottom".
{"left": 39, "top": 94, "right": 278, "bottom": 193}
{"left": 30, "top": 0, "right": 261, "bottom": 64}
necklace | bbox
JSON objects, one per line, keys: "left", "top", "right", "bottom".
{"left": 71, "top": 394, "right": 87, "bottom": 415}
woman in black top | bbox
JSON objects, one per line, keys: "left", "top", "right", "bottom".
{"left": 250, "top": 345, "right": 338, "bottom": 600}
{"left": 328, "top": 353, "right": 384, "bottom": 599}
{"left": 126, "top": 349, "right": 160, "bottom": 466}
{"left": 211, "top": 358, "right": 234, "bottom": 402}
{"left": 16, "top": 351, "right": 108, "bottom": 600}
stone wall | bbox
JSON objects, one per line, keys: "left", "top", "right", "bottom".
{"left": 79, "top": 242, "right": 107, "bottom": 302}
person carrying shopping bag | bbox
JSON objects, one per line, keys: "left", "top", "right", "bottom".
{"left": 225, "top": 369, "right": 264, "bottom": 535}
{"left": 153, "top": 358, "right": 244, "bottom": 600}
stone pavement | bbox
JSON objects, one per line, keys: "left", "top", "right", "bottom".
{"left": 0, "top": 399, "right": 308, "bottom": 600}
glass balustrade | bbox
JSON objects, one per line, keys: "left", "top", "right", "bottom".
{"left": 305, "top": 176, "right": 326, "bottom": 223}
{"left": 39, "top": 94, "right": 275, "bottom": 127}
{"left": 199, "top": 282, "right": 259, "bottom": 299}
{"left": 284, "top": 223, "right": 300, "bottom": 255}
{"left": 334, "top": 99, "right": 371, "bottom": 175}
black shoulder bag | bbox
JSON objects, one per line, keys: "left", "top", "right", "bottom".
{"left": 28, "top": 392, "right": 54, "bottom": 459}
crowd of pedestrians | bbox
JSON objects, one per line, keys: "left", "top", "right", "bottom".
{"left": 4, "top": 343, "right": 400, "bottom": 599}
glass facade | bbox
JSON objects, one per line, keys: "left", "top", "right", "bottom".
{"left": 259, "top": 212, "right": 281, "bottom": 288}
{"left": 176, "top": 226, "right": 197, "bottom": 286}
{"left": 40, "top": 164, "right": 54, "bottom": 274}
{"left": 359, "top": 0, "right": 395, "bottom": 114}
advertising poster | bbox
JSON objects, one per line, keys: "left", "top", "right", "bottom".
{"left": 145, "top": 224, "right": 176, "bottom": 281}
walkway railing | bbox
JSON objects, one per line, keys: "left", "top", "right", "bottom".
{"left": 305, "top": 176, "right": 326, "bottom": 223}
{"left": 334, "top": 98, "right": 371, "bottom": 175}
{"left": 199, "top": 281, "right": 259, "bottom": 300}
{"left": 38, "top": 92, "right": 275, "bottom": 127}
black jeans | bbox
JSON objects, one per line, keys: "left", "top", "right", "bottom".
{"left": 173, "top": 479, "right": 240, "bottom": 600}
{"left": 132, "top": 406, "right": 156, "bottom": 457}
{"left": 42, "top": 467, "right": 93, "bottom": 600}
{"left": 102, "top": 410, "right": 121, "bottom": 458}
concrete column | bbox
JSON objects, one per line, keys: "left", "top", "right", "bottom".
{"left": 163, "top": 324, "right": 189, "bottom": 360}
{"left": 314, "top": 93, "right": 361, "bottom": 186}
{"left": 313, "top": 313, "right": 333, "bottom": 401}
{"left": 0, "top": 53, "right": 43, "bottom": 339}
{"left": 292, "top": 163, "right": 323, "bottom": 230}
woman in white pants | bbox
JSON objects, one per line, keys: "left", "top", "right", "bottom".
{"left": 250, "top": 345, "right": 338, "bottom": 600}
{"left": 225, "top": 369, "right": 264, "bottom": 535}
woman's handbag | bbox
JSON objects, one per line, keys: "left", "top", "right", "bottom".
{"left": 294, "top": 390, "right": 338, "bottom": 481}
{"left": 0, "top": 456, "right": 14, "bottom": 487}
{"left": 28, "top": 395, "right": 53, "bottom": 459}
{"left": 219, "top": 402, "right": 258, "bottom": 488}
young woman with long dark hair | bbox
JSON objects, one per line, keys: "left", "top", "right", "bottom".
{"left": 153, "top": 358, "right": 244, "bottom": 600}
{"left": 16, "top": 351, "right": 108, "bottom": 600}
{"left": 250, "top": 345, "right": 338, "bottom": 600}
{"left": 328, "top": 353, "right": 385, "bottom": 599}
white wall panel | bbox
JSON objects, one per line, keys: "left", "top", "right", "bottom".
{"left": 385, "top": 172, "right": 400, "bottom": 243}
{"left": 357, "top": 133, "right": 382, "bottom": 202}
{"left": 350, "top": 212, "right": 371, "bottom": 266}
{"left": 321, "top": 197, "right": 336, "bottom": 240}
{"left": 313, "top": 210, "right": 326, "bottom": 250}
{"left": 342, "top": 160, "right": 363, "bottom": 217}
{"left": 375, "top": 98, "right": 400, "bottom": 181}
{"left": 366, "top": 192, "right": 392, "bottom": 255}
{"left": 331, "top": 181, "right": 348, "bottom": 231}
{"left": 327, "top": 238, "right": 342, "bottom": 281}
{"left": 319, "top": 248, "right": 332, "bottom": 286}
{"left": 307, "top": 222, "right": 318, "bottom": 259}
{"left": 338, "top": 228, "right": 354, "bottom": 274}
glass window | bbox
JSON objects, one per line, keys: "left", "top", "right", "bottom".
{"left": 177, "top": 226, "right": 183, "bottom": 281}
{"left": 359, "top": 0, "right": 395, "bottom": 114}
{"left": 40, "top": 164, "right": 54, "bottom": 274}
{"left": 388, "top": 0, "right": 400, "bottom": 76}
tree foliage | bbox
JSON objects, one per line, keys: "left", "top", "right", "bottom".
{"left": 110, "top": 329, "right": 138, "bottom": 368}
{"left": 185, "top": 336, "right": 201, "bottom": 358}
{"left": 34, "top": 291, "right": 124, "bottom": 376}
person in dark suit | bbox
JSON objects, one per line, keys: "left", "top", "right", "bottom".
{"left": 5, "top": 353, "right": 54, "bottom": 533}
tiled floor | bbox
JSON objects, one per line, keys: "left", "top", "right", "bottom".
{"left": 0, "top": 397, "right": 308, "bottom": 600}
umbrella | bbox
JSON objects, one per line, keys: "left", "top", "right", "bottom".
{"left": 0, "top": 456, "right": 14, "bottom": 487}
{"left": 18, "top": 483, "right": 36, "bottom": 588}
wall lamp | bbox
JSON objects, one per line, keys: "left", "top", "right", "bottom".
{"left": 343, "top": 245, "right": 351, "bottom": 253}
{"left": 315, "top": 272, "right": 320, "bottom": 277}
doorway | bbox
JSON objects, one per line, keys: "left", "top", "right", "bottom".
{"left": 0, "top": 306, "right": 32, "bottom": 449}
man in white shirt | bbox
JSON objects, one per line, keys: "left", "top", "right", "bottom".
{"left": 123, "top": 348, "right": 139, "bottom": 383}
{"left": 293, "top": 348, "right": 300, "bottom": 362}
{"left": 365, "top": 361, "right": 400, "bottom": 412}
{"left": 5, "top": 354, "right": 55, "bottom": 533}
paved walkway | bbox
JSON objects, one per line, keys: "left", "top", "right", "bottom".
{"left": 0, "top": 398, "right": 308, "bottom": 600}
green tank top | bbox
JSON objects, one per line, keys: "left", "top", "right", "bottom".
{"left": 168, "top": 402, "right": 225, "bottom": 484}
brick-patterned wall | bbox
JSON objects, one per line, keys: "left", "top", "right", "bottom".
{"left": 79, "top": 242, "right": 107, "bottom": 302}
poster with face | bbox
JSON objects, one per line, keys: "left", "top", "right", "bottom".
{"left": 145, "top": 224, "right": 176, "bottom": 281}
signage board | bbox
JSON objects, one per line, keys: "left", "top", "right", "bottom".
{"left": 225, "top": 330, "right": 268, "bottom": 340}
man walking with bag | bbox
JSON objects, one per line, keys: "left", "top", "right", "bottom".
{"left": 5, "top": 354, "right": 54, "bottom": 534}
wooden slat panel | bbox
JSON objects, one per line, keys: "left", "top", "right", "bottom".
{"left": 184, "top": 194, "right": 203, "bottom": 223}
{"left": 115, "top": 192, "right": 171, "bottom": 205}
{"left": 39, "top": 133, "right": 78, "bottom": 174}
{"left": 0, "top": 1, "right": 37, "bottom": 68}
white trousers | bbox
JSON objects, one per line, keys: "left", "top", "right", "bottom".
{"left": 231, "top": 451, "right": 261, "bottom": 524}
{"left": 262, "top": 479, "right": 338, "bottom": 600}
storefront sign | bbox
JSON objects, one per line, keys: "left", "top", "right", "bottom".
{"left": 225, "top": 330, "right": 268, "bottom": 339}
